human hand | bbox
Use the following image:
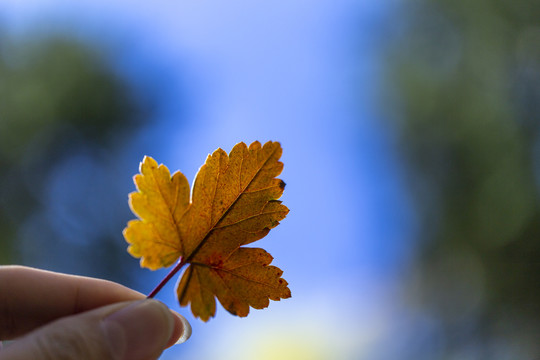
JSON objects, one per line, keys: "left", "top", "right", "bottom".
{"left": 0, "top": 266, "right": 191, "bottom": 360}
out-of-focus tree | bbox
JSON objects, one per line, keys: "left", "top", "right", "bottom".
{"left": 384, "top": 0, "right": 540, "bottom": 357}
{"left": 0, "top": 30, "right": 158, "bottom": 285}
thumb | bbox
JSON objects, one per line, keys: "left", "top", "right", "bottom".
{"left": 0, "top": 299, "right": 187, "bottom": 360}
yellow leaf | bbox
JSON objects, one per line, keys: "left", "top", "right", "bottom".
{"left": 123, "top": 141, "right": 291, "bottom": 321}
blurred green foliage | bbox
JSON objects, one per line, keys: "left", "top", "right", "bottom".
{"left": 0, "top": 30, "right": 150, "bottom": 283}
{"left": 387, "top": 0, "right": 540, "bottom": 357}
{"left": 0, "top": 38, "right": 132, "bottom": 160}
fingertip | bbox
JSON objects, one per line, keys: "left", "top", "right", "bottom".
{"left": 166, "top": 310, "right": 192, "bottom": 347}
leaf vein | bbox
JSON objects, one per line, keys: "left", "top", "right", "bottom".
{"left": 213, "top": 210, "right": 284, "bottom": 230}
{"left": 243, "top": 184, "right": 282, "bottom": 194}
{"left": 193, "top": 261, "right": 281, "bottom": 289}
{"left": 148, "top": 168, "right": 184, "bottom": 249}
{"left": 148, "top": 223, "right": 179, "bottom": 250}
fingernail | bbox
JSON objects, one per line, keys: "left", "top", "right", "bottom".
{"left": 101, "top": 300, "right": 175, "bottom": 360}
{"left": 171, "top": 311, "right": 192, "bottom": 345}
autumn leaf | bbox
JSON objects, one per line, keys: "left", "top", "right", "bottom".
{"left": 123, "top": 141, "right": 291, "bottom": 321}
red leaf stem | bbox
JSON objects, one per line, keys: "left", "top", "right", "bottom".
{"left": 147, "top": 258, "right": 187, "bottom": 298}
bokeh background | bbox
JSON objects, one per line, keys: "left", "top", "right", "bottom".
{"left": 1, "top": 1, "right": 539, "bottom": 359}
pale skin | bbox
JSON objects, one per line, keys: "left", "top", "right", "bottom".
{"left": 0, "top": 266, "right": 191, "bottom": 360}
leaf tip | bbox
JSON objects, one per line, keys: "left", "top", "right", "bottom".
{"left": 140, "top": 154, "right": 154, "bottom": 166}
{"left": 249, "top": 140, "right": 262, "bottom": 150}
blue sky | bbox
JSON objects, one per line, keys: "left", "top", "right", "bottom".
{"left": 1, "top": 1, "right": 416, "bottom": 358}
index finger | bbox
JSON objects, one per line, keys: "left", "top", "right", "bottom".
{"left": 0, "top": 266, "right": 145, "bottom": 339}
